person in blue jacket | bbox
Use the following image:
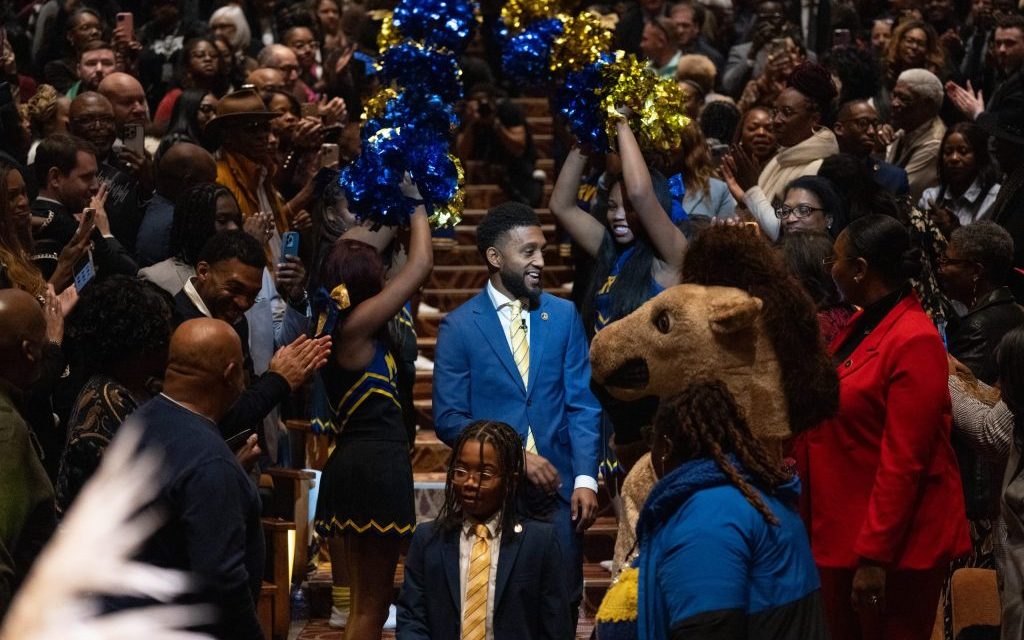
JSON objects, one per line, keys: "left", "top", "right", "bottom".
{"left": 636, "top": 380, "right": 827, "bottom": 640}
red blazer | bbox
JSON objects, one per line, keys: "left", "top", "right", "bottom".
{"left": 800, "top": 293, "right": 970, "bottom": 570}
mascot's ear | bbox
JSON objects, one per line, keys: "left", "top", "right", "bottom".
{"left": 708, "top": 288, "right": 764, "bottom": 335}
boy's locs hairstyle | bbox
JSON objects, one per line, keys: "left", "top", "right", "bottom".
{"left": 435, "top": 421, "right": 525, "bottom": 535}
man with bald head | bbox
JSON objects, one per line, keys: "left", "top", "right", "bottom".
{"left": 257, "top": 44, "right": 312, "bottom": 103}
{"left": 0, "top": 290, "right": 56, "bottom": 617}
{"left": 246, "top": 67, "right": 287, "bottom": 105}
{"left": 135, "top": 142, "right": 218, "bottom": 266}
{"left": 123, "top": 317, "right": 263, "bottom": 639}
{"left": 67, "top": 91, "right": 149, "bottom": 251}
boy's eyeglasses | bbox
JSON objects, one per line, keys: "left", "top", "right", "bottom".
{"left": 452, "top": 467, "right": 500, "bottom": 486}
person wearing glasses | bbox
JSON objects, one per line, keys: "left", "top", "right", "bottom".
{"left": 153, "top": 38, "right": 230, "bottom": 133}
{"left": 720, "top": 62, "right": 839, "bottom": 242}
{"left": 775, "top": 175, "right": 846, "bottom": 239}
{"left": 941, "top": 222, "right": 1024, "bottom": 584}
{"left": 801, "top": 214, "right": 970, "bottom": 640}
{"left": 397, "top": 420, "right": 572, "bottom": 640}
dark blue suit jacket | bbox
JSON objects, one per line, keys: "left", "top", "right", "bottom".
{"left": 873, "top": 160, "right": 911, "bottom": 196}
{"left": 432, "top": 290, "right": 602, "bottom": 502}
{"left": 396, "top": 519, "right": 573, "bottom": 640}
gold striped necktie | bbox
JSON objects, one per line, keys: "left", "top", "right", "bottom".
{"left": 462, "top": 523, "right": 491, "bottom": 640}
{"left": 509, "top": 300, "right": 538, "bottom": 454}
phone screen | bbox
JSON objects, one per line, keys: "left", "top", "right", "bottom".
{"left": 320, "top": 143, "right": 340, "bottom": 168}
{"left": 73, "top": 251, "right": 96, "bottom": 292}
{"left": 282, "top": 231, "right": 300, "bottom": 258}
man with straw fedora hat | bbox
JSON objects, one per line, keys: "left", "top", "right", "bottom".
{"left": 208, "top": 87, "right": 292, "bottom": 262}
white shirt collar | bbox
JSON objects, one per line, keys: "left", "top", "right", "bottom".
{"left": 462, "top": 511, "right": 503, "bottom": 539}
{"left": 486, "top": 280, "right": 524, "bottom": 312}
{"left": 183, "top": 277, "right": 213, "bottom": 318}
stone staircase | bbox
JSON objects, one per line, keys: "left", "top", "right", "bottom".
{"left": 297, "top": 96, "right": 617, "bottom": 638}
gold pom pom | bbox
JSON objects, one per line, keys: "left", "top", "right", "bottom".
{"left": 600, "top": 53, "right": 691, "bottom": 152}
{"left": 430, "top": 155, "right": 464, "bottom": 229}
{"left": 501, "top": 0, "right": 561, "bottom": 34}
{"left": 549, "top": 12, "right": 612, "bottom": 75}
{"left": 377, "top": 11, "right": 402, "bottom": 53}
{"left": 362, "top": 87, "right": 400, "bottom": 123}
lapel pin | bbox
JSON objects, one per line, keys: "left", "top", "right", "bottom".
{"left": 514, "top": 523, "right": 523, "bottom": 533}
{"left": 540, "top": 312, "right": 549, "bottom": 321}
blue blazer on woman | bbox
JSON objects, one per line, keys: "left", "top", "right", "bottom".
{"left": 396, "top": 519, "right": 572, "bottom": 640}
{"left": 433, "top": 290, "right": 602, "bottom": 503}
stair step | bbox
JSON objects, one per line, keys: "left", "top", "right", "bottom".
{"left": 433, "top": 244, "right": 569, "bottom": 267}
{"left": 420, "top": 286, "right": 570, "bottom": 310}
{"left": 455, "top": 223, "right": 557, "bottom": 246}
{"left": 422, "top": 265, "right": 573, "bottom": 299}
{"left": 509, "top": 97, "right": 552, "bottom": 118}
{"left": 458, "top": 207, "right": 555, "bottom": 225}
{"left": 464, "top": 183, "right": 554, "bottom": 209}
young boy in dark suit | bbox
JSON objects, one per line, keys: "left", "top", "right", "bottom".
{"left": 396, "top": 420, "right": 573, "bottom": 640}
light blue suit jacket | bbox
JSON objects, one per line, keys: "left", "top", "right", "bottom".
{"left": 433, "top": 290, "right": 602, "bottom": 501}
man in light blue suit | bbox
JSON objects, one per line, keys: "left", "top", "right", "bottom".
{"left": 432, "top": 202, "right": 602, "bottom": 613}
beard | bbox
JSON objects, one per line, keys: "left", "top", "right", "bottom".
{"left": 499, "top": 263, "right": 542, "bottom": 308}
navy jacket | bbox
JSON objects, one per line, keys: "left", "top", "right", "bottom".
{"left": 396, "top": 518, "right": 572, "bottom": 640}
{"left": 873, "top": 160, "right": 911, "bottom": 196}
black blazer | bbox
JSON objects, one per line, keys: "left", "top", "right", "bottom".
{"left": 397, "top": 519, "right": 573, "bottom": 640}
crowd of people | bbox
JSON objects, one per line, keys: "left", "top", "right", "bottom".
{"left": 2, "top": 0, "right": 1024, "bottom": 638}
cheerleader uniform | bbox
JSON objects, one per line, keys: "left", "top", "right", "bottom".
{"left": 314, "top": 341, "right": 415, "bottom": 537}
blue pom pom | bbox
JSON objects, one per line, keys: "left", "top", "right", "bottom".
{"left": 392, "top": 0, "right": 476, "bottom": 53}
{"left": 556, "top": 54, "right": 613, "bottom": 151}
{"left": 339, "top": 130, "right": 413, "bottom": 227}
{"left": 501, "top": 18, "right": 563, "bottom": 86}
{"left": 407, "top": 142, "right": 458, "bottom": 203}
{"left": 379, "top": 43, "right": 463, "bottom": 102}
{"left": 365, "top": 91, "right": 457, "bottom": 143}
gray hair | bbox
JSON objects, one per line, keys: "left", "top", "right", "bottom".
{"left": 897, "top": 68, "right": 943, "bottom": 109}
{"left": 210, "top": 5, "right": 251, "bottom": 51}
{"left": 950, "top": 221, "right": 1016, "bottom": 285}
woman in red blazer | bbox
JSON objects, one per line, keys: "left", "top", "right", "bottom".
{"left": 801, "top": 215, "right": 971, "bottom": 640}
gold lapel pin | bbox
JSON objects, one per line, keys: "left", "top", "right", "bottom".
{"left": 540, "top": 312, "right": 549, "bottom": 321}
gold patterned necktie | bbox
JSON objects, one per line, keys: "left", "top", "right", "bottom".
{"left": 509, "top": 300, "right": 538, "bottom": 454}
{"left": 462, "top": 523, "right": 491, "bottom": 640}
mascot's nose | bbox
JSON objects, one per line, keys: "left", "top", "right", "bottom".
{"left": 604, "top": 358, "right": 650, "bottom": 389}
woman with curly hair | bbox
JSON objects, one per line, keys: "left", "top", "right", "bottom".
{"left": 55, "top": 275, "right": 175, "bottom": 517}
{"left": 24, "top": 85, "right": 70, "bottom": 164}
{"left": 884, "top": 20, "right": 948, "bottom": 85}
{"left": 633, "top": 381, "right": 826, "bottom": 638}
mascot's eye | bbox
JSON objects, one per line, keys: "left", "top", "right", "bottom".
{"left": 653, "top": 310, "right": 671, "bottom": 334}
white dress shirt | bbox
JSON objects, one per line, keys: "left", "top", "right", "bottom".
{"left": 459, "top": 513, "right": 503, "bottom": 640}
{"left": 918, "top": 179, "right": 1001, "bottom": 226}
{"left": 484, "top": 281, "right": 599, "bottom": 493}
